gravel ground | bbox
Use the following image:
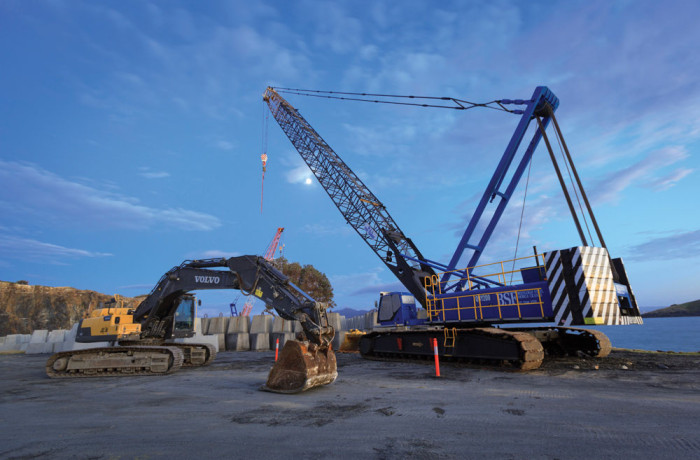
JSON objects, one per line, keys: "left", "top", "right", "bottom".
{"left": 1, "top": 349, "right": 698, "bottom": 459}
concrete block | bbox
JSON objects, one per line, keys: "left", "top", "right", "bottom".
{"left": 251, "top": 315, "right": 273, "bottom": 334}
{"left": 0, "top": 336, "right": 5, "bottom": 347}
{"left": 364, "top": 311, "right": 378, "bottom": 330}
{"left": 249, "top": 333, "right": 270, "bottom": 351}
{"left": 19, "top": 334, "right": 31, "bottom": 343}
{"left": 216, "top": 333, "right": 225, "bottom": 351}
{"left": 207, "top": 316, "right": 229, "bottom": 335}
{"left": 332, "top": 330, "right": 347, "bottom": 351}
{"left": 350, "top": 317, "right": 361, "bottom": 330}
{"left": 293, "top": 321, "right": 304, "bottom": 333}
{"left": 193, "top": 318, "right": 203, "bottom": 335}
{"left": 0, "top": 336, "right": 17, "bottom": 351}
{"left": 272, "top": 317, "right": 293, "bottom": 333}
{"left": 225, "top": 333, "right": 250, "bottom": 351}
{"left": 227, "top": 316, "right": 250, "bottom": 333}
{"left": 270, "top": 332, "right": 296, "bottom": 350}
{"left": 200, "top": 317, "right": 212, "bottom": 335}
{"left": 26, "top": 342, "right": 54, "bottom": 354}
{"left": 66, "top": 323, "right": 79, "bottom": 340}
{"left": 47, "top": 330, "right": 67, "bottom": 343}
{"left": 30, "top": 330, "right": 49, "bottom": 344}
{"left": 327, "top": 312, "right": 342, "bottom": 334}
{"left": 173, "top": 333, "right": 219, "bottom": 352}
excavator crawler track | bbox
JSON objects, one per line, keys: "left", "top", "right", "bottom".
{"left": 359, "top": 327, "right": 545, "bottom": 370}
{"left": 46, "top": 346, "right": 184, "bottom": 378}
{"left": 118, "top": 341, "right": 217, "bottom": 367}
{"left": 167, "top": 343, "right": 217, "bottom": 367}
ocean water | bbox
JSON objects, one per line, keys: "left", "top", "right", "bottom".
{"left": 589, "top": 316, "right": 700, "bottom": 352}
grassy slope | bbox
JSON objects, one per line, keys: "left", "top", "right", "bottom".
{"left": 642, "top": 299, "right": 700, "bottom": 317}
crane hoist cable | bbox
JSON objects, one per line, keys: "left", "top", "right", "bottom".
{"left": 260, "top": 103, "right": 270, "bottom": 214}
{"left": 552, "top": 120, "right": 595, "bottom": 246}
{"left": 272, "top": 87, "right": 524, "bottom": 114}
{"left": 510, "top": 154, "right": 534, "bottom": 284}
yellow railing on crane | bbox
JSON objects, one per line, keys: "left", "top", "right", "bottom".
{"left": 424, "top": 253, "right": 547, "bottom": 323}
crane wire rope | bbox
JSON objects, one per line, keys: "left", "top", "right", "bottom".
{"left": 552, "top": 123, "right": 595, "bottom": 246}
{"left": 272, "top": 87, "right": 521, "bottom": 114}
{"left": 260, "top": 103, "right": 270, "bottom": 214}
{"left": 510, "top": 154, "right": 534, "bottom": 285}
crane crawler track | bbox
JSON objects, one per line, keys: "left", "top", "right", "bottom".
{"left": 46, "top": 346, "right": 184, "bottom": 378}
{"left": 511, "top": 326, "right": 612, "bottom": 358}
{"left": 359, "top": 327, "right": 544, "bottom": 371}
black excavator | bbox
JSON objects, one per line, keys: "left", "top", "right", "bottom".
{"left": 45, "top": 255, "right": 337, "bottom": 393}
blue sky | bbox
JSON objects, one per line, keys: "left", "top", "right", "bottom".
{"left": 1, "top": 0, "right": 699, "bottom": 316}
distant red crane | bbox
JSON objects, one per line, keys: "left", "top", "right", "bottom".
{"left": 240, "top": 227, "right": 284, "bottom": 316}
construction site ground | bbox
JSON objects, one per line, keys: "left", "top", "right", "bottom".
{"left": 1, "top": 349, "right": 698, "bottom": 459}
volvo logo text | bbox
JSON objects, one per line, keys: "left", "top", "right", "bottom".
{"left": 195, "top": 276, "right": 220, "bottom": 284}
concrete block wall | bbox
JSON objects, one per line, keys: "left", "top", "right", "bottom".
{"left": 270, "top": 332, "right": 296, "bottom": 350}
{"left": 0, "top": 310, "right": 380, "bottom": 355}
{"left": 225, "top": 332, "right": 250, "bottom": 351}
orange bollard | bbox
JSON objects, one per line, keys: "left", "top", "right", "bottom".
{"left": 275, "top": 338, "right": 280, "bottom": 361}
{"left": 433, "top": 338, "right": 441, "bottom": 377}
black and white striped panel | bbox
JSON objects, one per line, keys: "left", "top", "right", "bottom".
{"left": 544, "top": 248, "right": 572, "bottom": 325}
{"left": 572, "top": 246, "right": 618, "bottom": 325}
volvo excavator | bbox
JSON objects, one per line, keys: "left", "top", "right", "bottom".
{"left": 263, "top": 86, "right": 643, "bottom": 371}
{"left": 46, "top": 255, "right": 337, "bottom": 393}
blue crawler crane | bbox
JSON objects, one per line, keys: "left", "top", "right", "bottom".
{"left": 264, "top": 86, "right": 642, "bottom": 370}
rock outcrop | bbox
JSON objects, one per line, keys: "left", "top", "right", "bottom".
{"left": 0, "top": 281, "right": 141, "bottom": 336}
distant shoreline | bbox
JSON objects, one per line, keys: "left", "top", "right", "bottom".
{"left": 642, "top": 312, "right": 700, "bottom": 318}
{"left": 642, "top": 299, "right": 700, "bottom": 318}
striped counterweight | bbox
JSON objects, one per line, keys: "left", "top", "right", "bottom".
{"left": 544, "top": 246, "right": 642, "bottom": 326}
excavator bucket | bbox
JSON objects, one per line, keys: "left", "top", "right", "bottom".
{"left": 263, "top": 340, "right": 337, "bottom": 393}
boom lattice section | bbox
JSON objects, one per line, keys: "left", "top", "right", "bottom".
{"left": 263, "top": 87, "right": 434, "bottom": 303}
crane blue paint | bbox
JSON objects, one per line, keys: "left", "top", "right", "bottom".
{"left": 265, "top": 86, "right": 642, "bottom": 370}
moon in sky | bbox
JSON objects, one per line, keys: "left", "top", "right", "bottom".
{"left": 305, "top": 178, "right": 312, "bottom": 185}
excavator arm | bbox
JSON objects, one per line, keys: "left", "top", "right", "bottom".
{"left": 134, "top": 255, "right": 334, "bottom": 347}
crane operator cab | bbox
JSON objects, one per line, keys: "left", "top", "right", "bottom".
{"left": 377, "top": 292, "right": 427, "bottom": 327}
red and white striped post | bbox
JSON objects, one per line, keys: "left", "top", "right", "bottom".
{"left": 432, "top": 338, "right": 441, "bottom": 377}
{"left": 275, "top": 338, "right": 280, "bottom": 361}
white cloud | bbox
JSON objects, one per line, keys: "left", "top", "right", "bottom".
{"left": 0, "top": 160, "right": 221, "bottom": 231}
{"left": 0, "top": 235, "right": 111, "bottom": 262}
{"left": 589, "top": 146, "right": 691, "bottom": 204}
{"left": 285, "top": 162, "right": 314, "bottom": 186}
{"left": 301, "top": 223, "right": 353, "bottom": 237}
{"left": 138, "top": 167, "right": 170, "bottom": 179}
{"left": 194, "top": 250, "right": 242, "bottom": 259}
{"left": 648, "top": 168, "right": 694, "bottom": 191}
{"left": 627, "top": 230, "right": 700, "bottom": 261}
{"left": 216, "top": 140, "right": 235, "bottom": 151}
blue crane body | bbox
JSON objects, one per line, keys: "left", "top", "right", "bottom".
{"left": 264, "top": 86, "right": 642, "bottom": 369}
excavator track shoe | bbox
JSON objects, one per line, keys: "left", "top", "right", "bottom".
{"left": 45, "top": 346, "right": 184, "bottom": 378}
{"left": 262, "top": 340, "right": 337, "bottom": 393}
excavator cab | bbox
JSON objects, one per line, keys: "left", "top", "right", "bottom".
{"left": 171, "top": 295, "right": 197, "bottom": 338}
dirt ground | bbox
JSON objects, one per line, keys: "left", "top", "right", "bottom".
{"left": 1, "top": 349, "right": 698, "bottom": 459}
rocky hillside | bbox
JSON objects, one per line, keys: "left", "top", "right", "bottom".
{"left": 643, "top": 299, "right": 700, "bottom": 318}
{"left": 0, "top": 280, "right": 142, "bottom": 336}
